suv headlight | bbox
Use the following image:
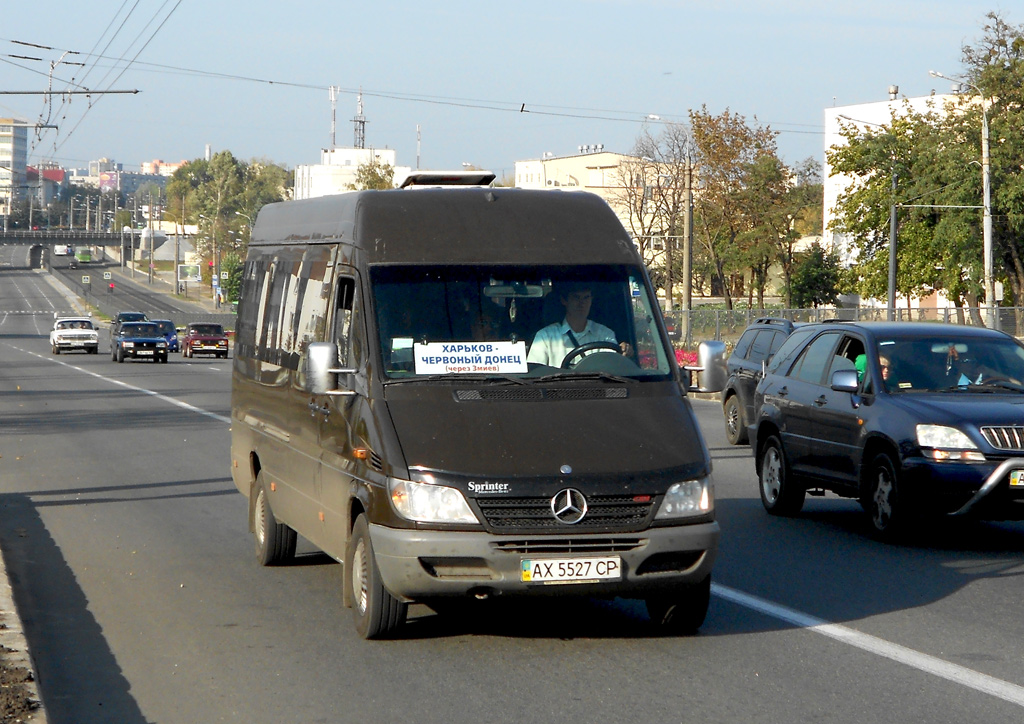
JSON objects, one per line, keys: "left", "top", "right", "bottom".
{"left": 655, "top": 476, "right": 714, "bottom": 519}
{"left": 389, "top": 478, "right": 479, "bottom": 523}
{"left": 916, "top": 424, "right": 985, "bottom": 461}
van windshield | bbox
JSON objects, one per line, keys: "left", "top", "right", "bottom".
{"left": 370, "top": 264, "right": 673, "bottom": 380}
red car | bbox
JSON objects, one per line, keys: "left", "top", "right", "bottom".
{"left": 182, "top": 322, "right": 230, "bottom": 359}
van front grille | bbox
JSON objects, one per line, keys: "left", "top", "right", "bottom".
{"left": 981, "top": 426, "right": 1024, "bottom": 451}
{"left": 476, "top": 494, "right": 654, "bottom": 533}
{"left": 492, "top": 538, "right": 644, "bottom": 555}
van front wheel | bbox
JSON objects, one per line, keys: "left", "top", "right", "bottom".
{"left": 252, "top": 473, "right": 296, "bottom": 566}
{"left": 645, "top": 574, "right": 711, "bottom": 634}
{"left": 347, "top": 515, "right": 407, "bottom": 639}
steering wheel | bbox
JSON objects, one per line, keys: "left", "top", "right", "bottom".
{"left": 560, "top": 341, "right": 621, "bottom": 368}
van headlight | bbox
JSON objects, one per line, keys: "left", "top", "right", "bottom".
{"left": 916, "top": 424, "right": 985, "bottom": 461}
{"left": 655, "top": 476, "right": 714, "bottom": 519}
{"left": 389, "top": 478, "right": 479, "bottom": 524}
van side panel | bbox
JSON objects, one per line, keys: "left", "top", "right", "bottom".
{"left": 231, "top": 243, "right": 337, "bottom": 547}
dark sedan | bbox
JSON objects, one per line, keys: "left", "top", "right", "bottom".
{"left": 751, "top": 321, "right": 1024, "bottom": 539}
{"left": 111, "top": 321, "right": 169, "bottom": 363}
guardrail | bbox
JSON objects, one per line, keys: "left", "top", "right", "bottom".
{"left": 665, "top": 306, "right": 1024, "bottom": 349}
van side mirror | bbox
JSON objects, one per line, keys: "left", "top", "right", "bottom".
{"left": 306, "top": 342, "right": 358, "bottom": 396}
{"left": 685, "top": 340, "right": 728, "bottom": 393}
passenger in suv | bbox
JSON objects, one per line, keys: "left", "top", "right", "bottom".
{"left": 721, "top": 317, "right": 796, "bottom": 445}
{"left": 751, "top": 321, "right": 1024, "bottom": 539}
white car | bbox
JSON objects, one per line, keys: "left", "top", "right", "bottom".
{"left": 53, "top": 244, "right": 72, "bottom": 256}
{"left": 50, "top": 315, "right": 99, "bottom": 354}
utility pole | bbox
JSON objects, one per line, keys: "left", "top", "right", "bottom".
{"left": 148, "top": 190, "right": 154, "bottom": 285}
{"left": 682, "top": 159, "right": 693, "bottom": 348}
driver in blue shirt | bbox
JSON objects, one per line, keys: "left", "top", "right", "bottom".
{"left": 527, "top": 283, "right": 631, "bottom": 367}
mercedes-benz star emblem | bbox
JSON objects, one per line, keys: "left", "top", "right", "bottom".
{"left": 550, "top": 488, "right": 588, "bottom": 524}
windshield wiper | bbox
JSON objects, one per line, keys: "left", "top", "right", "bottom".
{"left": 532, "top": 371, "right": 637, "bottom": 384}
{"left": 940, "top": 380, "right": 1024, "bottom": 393}
{"left": 384, "top": 373, "right": 531, "bottom": 386}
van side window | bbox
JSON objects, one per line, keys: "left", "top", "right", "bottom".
{"left": 335, "top": 276, "right": 356, "bottom": 364}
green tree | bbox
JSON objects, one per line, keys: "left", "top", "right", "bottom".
{"left": 788, "top": 242, "right": 840, "bottom": 308}
{"left": 348, "top": 157, "right": 395, "bottom": 190}
{"left": 690, "top": 106, "right": 783, "bottom": 308}
{"left": 165, "top": 152, "right": 288, "bottom": 281}
{"left": 828, "top": 12, "right": 1024, "bottom": 328}
{"left": 220, "top": 252, "right": 244, "bottom": 303}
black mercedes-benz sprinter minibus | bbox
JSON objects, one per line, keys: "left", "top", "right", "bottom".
{"left": 230, "top": 178, "right": 726, "bottom": 638}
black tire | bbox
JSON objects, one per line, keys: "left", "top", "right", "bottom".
{"left": 758, "top": 434, "right": 805, "bottom": 515}
{"left": 724, "top": 395, "right": 748, "bottom": 445}
{"left": 111, "top": 346, "right": 117, "bottom": 361}
{"left": 862, "top": 453, "right": 906, "bottom": 540}
{"left": 645, "top": 574, "right": 712, "bottom": 634}
{"left": 52, "top": 345, "right": 60, "bottom": 355}
{"left": 347, "top": 514, "right": 407, "bottom": 639}
{"left": 158, "top": 354, "right": 168, "bottom": 363}
{"left": 116, "top": 346, "right": 125, "bottom": 363}
{"left": 185, "top": 346, "right": 193, "bottom": 358}
{"left": 252, "top": 473, "right": 297, "bottom": 566}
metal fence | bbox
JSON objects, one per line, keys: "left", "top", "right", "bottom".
{"left": 62, "top": 273, "right": 236, "bottom": 331}
{"left": 664, "top": 306, "right": 1024, "bottom": 350}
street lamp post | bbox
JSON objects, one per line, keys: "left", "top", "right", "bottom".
{"left": 930, "top": 70, "right": 994, "bottom": 325}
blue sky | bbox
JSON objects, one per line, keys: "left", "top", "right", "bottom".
{"left": 1, "top": 1, "right": 1007, "bottom": 178}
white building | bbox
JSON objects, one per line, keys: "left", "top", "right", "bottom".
{"left": 293, "top": 147, "right": 411, "bottom": 199}
{"left": 1, "top": 119, "right": 29, "bottom": 227}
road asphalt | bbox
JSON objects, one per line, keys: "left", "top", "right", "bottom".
{"left": 0, "top": 264, "right": 219, "bottom": 723}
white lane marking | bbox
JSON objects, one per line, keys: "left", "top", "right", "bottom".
{"left": 14, "top": 346, "right": 231, "bottom": 424}
{"left": 714, "top": 583, "right": 1024, "bottom": 708}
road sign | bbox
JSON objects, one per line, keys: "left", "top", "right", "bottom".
{"left": 82, "top": 275, "right": 90, "bottom": 284}
{"left": 103, "top": 272, "right": 112, "bottom": 280}
{"left": 220, "top": 271, "right": 228, "bottom": 280}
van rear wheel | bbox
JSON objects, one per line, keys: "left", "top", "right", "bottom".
{"left": 347, "top": 514, "right": 407, "bottom": 639}
{"left": 645, "top": 574, "right": 711, "bottom": 634}
{"left": 252, "top": 473, "right": 296, "bottom": 566}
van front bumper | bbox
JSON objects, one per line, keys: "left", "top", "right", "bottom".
{"left": 369, "top": 521, "right": 719, "bottom": 602}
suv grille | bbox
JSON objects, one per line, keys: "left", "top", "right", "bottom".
{"left": 981, "top": 426, "right": 1024, "bottom": 451}
{"left": 476, "top": 494, "right": 655, "bottom": 532}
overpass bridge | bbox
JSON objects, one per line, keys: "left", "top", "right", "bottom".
{"left": 0, "top": 230, "right": 125, "bottom": 246}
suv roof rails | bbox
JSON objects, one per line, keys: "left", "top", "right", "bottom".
{"left": 399, "top": 171, "right": 496, "bottom": 188}
{"left": 753, "top": 316, "right": 794, "bottom": 327}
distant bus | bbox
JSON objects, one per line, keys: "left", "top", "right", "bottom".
{"left": 74, "top": 247, "right": 92, "bottom": 263}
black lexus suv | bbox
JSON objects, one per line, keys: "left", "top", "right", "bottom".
{"left": 750, "top": 321, "right": 1024, "bottom": 539}
{"left": 721, "top": 317, "right": 796, "bottom": 445}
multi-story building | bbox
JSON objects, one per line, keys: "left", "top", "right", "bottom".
{"left": 1, "top": 118, "right": 29, "bottom": 228}
{"left": 140, "top": 159, "right": 188, "bottom": 177}
{"left": 293, "top": 147, "right": 411, "bottom": 199}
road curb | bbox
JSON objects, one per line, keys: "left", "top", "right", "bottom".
{"left": 0, "top": 545, "right": 47, "bottom": 723}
